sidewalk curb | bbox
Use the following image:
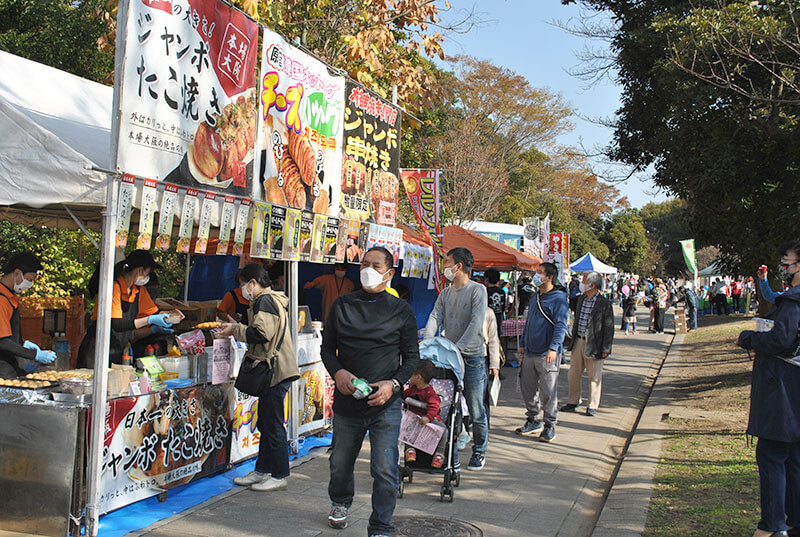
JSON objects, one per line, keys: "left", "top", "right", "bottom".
{"left": 589, "top": 332, "right": 686, "bottom": 537}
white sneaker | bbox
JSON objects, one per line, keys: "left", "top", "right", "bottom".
{"left": 250, "top": 476, "right": 288, "bottom": 491}
{"left": 233, "top": 471, "right": 267, "bottom": 486}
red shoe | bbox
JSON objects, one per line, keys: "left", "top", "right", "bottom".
{"left": 431, "top": 453, "right": 444, "bottom": 468}
{"left": 405, "top": 448, "right": 416, "bottom": 463}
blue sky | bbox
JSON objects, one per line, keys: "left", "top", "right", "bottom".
{"left": 440, "top": 0, "right": 668, "bottom": 208}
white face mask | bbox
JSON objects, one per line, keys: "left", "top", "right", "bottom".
{"left": 443, "top": 266, "right": 456, "bottom": 281}
{"left": 360, "top": 267, "right": 388, "bottom": 290}
{"left": 135, "top": 274, "right": 150, "bottom": 287}
{"left": 14, "top": 273, "right": 33, "bottom": 294}
{"left": 579, "top": 282, "right": 592, "bottom": 293}
{"left": 241, "top": 282, "right": 254, "bottom": 301}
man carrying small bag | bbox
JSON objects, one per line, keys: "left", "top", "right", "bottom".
{"left": 217, "top": 263, "right": 299, "bottom": 492}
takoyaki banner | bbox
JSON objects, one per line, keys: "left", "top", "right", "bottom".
{"left": 255, "top": 28, "right": 344, "bottom": 217}
{"left": 98, "top": 384, "right": 231, "bottom": 514}
{"left": 340, "top": 82, "right": 402, "bottom": 225}
{"left": 116, "top": 0, "right": 259, "bottom": 197}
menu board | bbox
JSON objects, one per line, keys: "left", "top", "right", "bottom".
{"left": 116, "top": 0, "right": 259, "bottom": 196}
{"left": 339, "top": 82, "right": 401, "bottom": 225}
{"left": 255, "top": 27, "right": 344, "bottom": 215}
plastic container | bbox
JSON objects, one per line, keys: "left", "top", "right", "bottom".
{"left": 159, "top": 356, "right": 193, "bottom": 379}
{"left": 194, "top": 351, "right": 213, "bottom": 384}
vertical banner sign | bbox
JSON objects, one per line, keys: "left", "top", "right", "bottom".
{"left": 401, "top": 169, "right": 444, "bottom": 292}
{"left": 543, "top": 214, "right": 551, "bottom": 260}
{"left": 680, "top": 239, "right": 698, "bottom": 276}
{"left": 548, "top": 232, "right": 570, "bottom": 286}
{"left": 340, "top": 83, "right": 401, "bottom": 225}
{"left": 523, "top": 217, "right": 546, "bottom": 260}
{"left": 283, "top": 208, "right": 302, "bottom": 261}
{"left": 310, "top": 214, "right": 328, "bottom": 263}
{"left": 299, "top": 211, "right": 314, "bottom": 262}
{"left": 268, "top": 205, "right": 286, "bottom": 259}
{"left": 137, "top": 178, "right": 159, "bottom": 249}
{"left": 254, "top": 28, "right": 344, "bottom": 215}
{"left": 195, "top": 191, "right": 217, "bottom": 254}
{"left": 249, "top": 201, "right": 271, "bottom": 258}
{"left": 228, "top": 387, "right": 260, "bottom": 463}
{"left": 217, "top": 195, "right": 236, "bottom": 255}
{"left": 155, "top": 183, "right": 180, "bottom": 250}
{"left": 115, "top": 0, "right": 258, "bottom": 196}
{"left": 116, "top": 174, "right": 137, "bottom": 248}
{"left": 232, "top": 198, "right": 251, "bottom": 256}
{"left": 177, "top": 188, "right": 199, "bottom": 253}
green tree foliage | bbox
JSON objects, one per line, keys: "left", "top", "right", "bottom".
{"left": 0, "top": 0, "right": 115, "bottom": 84}
{"left": 638, "top": 199, "right": 694, "bottom": 275}
{"left": 563, "top": 0, "right": 800, "bottom": 276}
{"left": 600, "top": 210, "right": 649, "bottom": 272}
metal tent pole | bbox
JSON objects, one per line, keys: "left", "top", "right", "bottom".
{"left": 86, "top": 2, "right": 128, "bottom": 533}
{"left": 287, "top": 261, "right": 300, "bottom": 453}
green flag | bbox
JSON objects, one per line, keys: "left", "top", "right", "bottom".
{"left": 680, "top": 239, "right": 697, "bottom": 275}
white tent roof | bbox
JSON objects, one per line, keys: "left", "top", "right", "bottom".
{"left": 571, "top": 252, "right": 618, "bottom": 274}
{"left": 463, "top": 220, "right": 524, "bottom": 237}
{"left": 0, "top": 50, "right": 111, "bottom": 209}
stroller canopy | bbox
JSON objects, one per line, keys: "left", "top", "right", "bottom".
{"left": 419, "top": 337, "right": 464, "bottom": 388}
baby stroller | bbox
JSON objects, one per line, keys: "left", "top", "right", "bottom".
{"left": 398, "top": 337, "right": 464, "bottom": 502}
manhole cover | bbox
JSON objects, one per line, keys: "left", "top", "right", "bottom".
{"left": 393, "top": 515, "right": 483, "bottom": 537}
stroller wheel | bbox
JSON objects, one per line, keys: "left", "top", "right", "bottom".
{"left": 398, "top": 479, "right": 404, "bottom": 499}
{"left": 453, "top": 471, "right": 460, "bottom": 487}
{"left": 407, "top": 471, "right": 413, "bottom": 484}
{"left": 448, "top": 489, "right": 454, "bottom": 502}
{"left": 440, "top": 487, "right": 446, "bottom": 501}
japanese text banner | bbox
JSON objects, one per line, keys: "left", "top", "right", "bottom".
{"left": 254, "top": 27, "right": 344, "bottom": 216}
{"left": 116, "top": 0, "right": 258, "bottom": 196}
{"left": 340, "top": 82, "right": 401, "bottom": 225}
{"left": 401, "top": 169, "right": 444, "bottom": 292}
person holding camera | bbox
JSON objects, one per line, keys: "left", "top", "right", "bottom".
{"left": 737, "top": 240, "right": 800, "bottom": 537}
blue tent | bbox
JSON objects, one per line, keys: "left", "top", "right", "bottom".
{"left": 570, "top": 252, "right": 618, "bottom": 274}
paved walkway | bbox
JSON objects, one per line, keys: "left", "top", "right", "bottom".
{"left": 131, "top": 310, "right": 673, "bottom": 537}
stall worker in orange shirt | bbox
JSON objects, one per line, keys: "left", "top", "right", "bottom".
{"left": 78, "top": 250, "right": 175, "bottom": 367}
{"left": 303, "top": 263, "right": 355, "bottom": 322}
{"left": 218, "top": 284, "right": 250, "bottom": 322}
{"left": 0, "top": 252, "right": 55, "bottom": 378}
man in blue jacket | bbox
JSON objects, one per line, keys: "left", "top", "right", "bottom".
{"left": 515, "top": 262, "right": 569, "bottom": 442}
{"left": 737, "top": 239, "right": 800, "bottom": 537}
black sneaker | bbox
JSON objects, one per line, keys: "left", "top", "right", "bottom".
{"left": 560, "top": 403, "right": 578, "bottom": 412}
{"left": 328, "top": 503, "right": 349, "bottom": 529}
{"left": 515, "top": 419, "right": 543, "bottom": 435}
{"left": 467, "top": 453, "right": 485, "bottom": 471}
{"left": 539, "top": 424, "right": 556, "bottom": 442}
{"left": 585, "top": 408, "right": 597, "bottom": 417}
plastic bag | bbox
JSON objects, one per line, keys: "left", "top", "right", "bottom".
{"left": 176, "top": 329, "right": 205, "bottom": 355}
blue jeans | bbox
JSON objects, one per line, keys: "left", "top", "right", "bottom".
{"left": 255, "top": 379, "right": 291, "bottom": 478}
{"left": 756, "top": 438, "right": 800, "bottom": 532}
{"left": 328, "top": 399, "right": 401, "bottom": 536}
{"left": 688, "top": 307, "right": 698, "bottom": 330}
{"left": 463, "top": 355, "right": 489, "bottom": 457}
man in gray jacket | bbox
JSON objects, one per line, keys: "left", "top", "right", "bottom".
{"left": 560, "top": 271, "right": 614, "bottom": 416}
{"left": 424, "top": 247, "right": 488, "bottom": 471}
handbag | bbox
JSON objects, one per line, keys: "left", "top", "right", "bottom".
{"left": 234, "top": 295, "right": 286, "bottom": 396}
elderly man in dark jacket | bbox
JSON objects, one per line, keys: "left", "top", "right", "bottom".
{"left": 561, "top": 271, "right": 614, "bottom": 416}
{"left": 737, "top": 239, "right": 800, "bottom": 537}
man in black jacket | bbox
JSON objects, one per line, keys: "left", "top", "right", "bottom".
{"left": 560, "top": 271, "right": 614, "bottom": 416}
{"left": 322, "top": 247, "right": 420, "bottom": 537}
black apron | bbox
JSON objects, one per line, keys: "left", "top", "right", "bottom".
{"left": 0, "top": 294, "right": 24, "bottom": 377}
{"left": 78, "top": 285, "right": 139, "bottom": 368}
{"left": 227, "top": 290, "right": 250, "bottom": 320}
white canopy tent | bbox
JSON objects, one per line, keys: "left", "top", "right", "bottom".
{"left": 570, "top": 252, "right": 618, "bottom": 274}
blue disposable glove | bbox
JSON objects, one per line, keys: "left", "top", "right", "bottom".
{"left": 35, "top": 349, "right": 56, "bottom": 364}
{"left": 25, "top": 362, "right": 39, "bottom": 373}
{"left": 23, "top": 340, "right": 41, "bottom": 352}
{"left": 148, "top": 313, "right": 173, "bottom": 329}
{"left": 151, "top": 325, "right": 174, "bottom": 335}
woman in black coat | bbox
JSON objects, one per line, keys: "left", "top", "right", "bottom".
{"left": 737, "top": 240, "right": 800, "bottom": 537}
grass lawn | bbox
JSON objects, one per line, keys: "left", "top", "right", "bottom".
{"left": 643, "top": 316, "right": 761, "bottom": 537}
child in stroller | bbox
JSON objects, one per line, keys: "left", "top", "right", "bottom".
{"left": 403, "top": 359, "right": 447, "bottom": 468}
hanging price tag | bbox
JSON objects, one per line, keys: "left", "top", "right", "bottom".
{"left": 217, "top": 196, "right": 236, "bottom": 256}
{"left": 137, "top": 178, "right": 158, "bottom": 249}
{"left": 195, "top": 192, "right": 217, "bottom": 254}
{"left": 283, "top": 209, "right": 302, "bottom": 261}
{"left": 115, "top": 174, "right": 137, "bottom": 248}
{"left": 250, "top": 201, "right": 271, "bottom": 259}
{"left": 177, "top": 188, "right": 199, "bottom": 253}
{"left": 155, "top": 183, "right": 179, "bottom": 251}
{"left": 232, "top": 199, "right": 251, "bottom": 257}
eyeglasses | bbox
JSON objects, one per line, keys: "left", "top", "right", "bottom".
{"left": 779, "top": 259, "right": 800, "bottom": 269}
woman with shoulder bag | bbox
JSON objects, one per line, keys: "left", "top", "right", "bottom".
{"left": 217, "top": 263, "right": 300, "bottom": 491}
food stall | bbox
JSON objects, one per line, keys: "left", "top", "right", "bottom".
{"left": 0, "top": 0, "right": 425, "bottom": 533}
